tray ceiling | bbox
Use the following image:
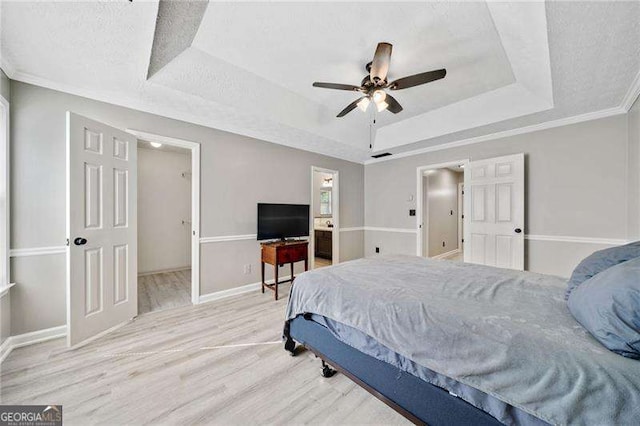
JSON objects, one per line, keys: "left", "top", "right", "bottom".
{"left": 1, "top": 1, "right": 638, "bottom": 163}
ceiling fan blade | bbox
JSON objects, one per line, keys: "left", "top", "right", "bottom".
{"left": 337, "top": 97, "right": 365, "bottom": 118}
{"left": 385, "top": 94, "right": 403, "bottom": 114}
{"left": 370, "top": 42, "right": 392, "bottom": 85}
{"left": 389, "top": 69, "right": 446, "bottom": 90}
{"left": 313, "top": 82, "right": 361, "bottom": 91}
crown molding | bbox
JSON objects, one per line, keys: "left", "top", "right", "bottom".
{"left": 0, "top": 56, "right": 17, "bottom": 79}
{"left": 365, "top": 106, "right": 625, "bottom": 165}
{"left": 5, "top": 69, "right": 366, "bottom": 164}
{"left": 3, "top": 59, "right": 638, "bottom": 166}
{"left": 621, "top": 69, "right": 640, "bottom": 112}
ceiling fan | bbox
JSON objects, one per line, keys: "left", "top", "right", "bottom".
{"left": 313, "top": 42, "right": 446, "bottom": 118}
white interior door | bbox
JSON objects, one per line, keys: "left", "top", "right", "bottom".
{"left": 464, "top": 153, "right": 524, "bottom": 270}
{"left": 66, "top": 112, "right": 137, "bottom": 346}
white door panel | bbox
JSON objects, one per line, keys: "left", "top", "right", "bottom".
{"left": 464, "top": 153, "right": 524, "bottom": 270}
{"left": 67, "top": 112, "right": 137, "bottom": 346}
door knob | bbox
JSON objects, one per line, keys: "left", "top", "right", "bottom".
{"left": 74, "top": 237, "right": 88, "bottom": 246}
{"left": 514, "top": 228, "right": 522, "bottom": 234}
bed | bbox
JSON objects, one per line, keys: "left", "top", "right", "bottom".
{"left": 283, "top": 255, "right": 640, "bottom": 425}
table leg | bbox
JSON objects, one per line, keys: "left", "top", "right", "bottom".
{"left": 275, "top": 264, "right": 279, "bottom": 301}
{"left": 304, "top": 257, "right": 308, "bottom": 272}
{"left": 290, "top": 262, "right": 294, "bottom": 283}
{"left": 261, "top": 261, "right": 265, "bottom": 293}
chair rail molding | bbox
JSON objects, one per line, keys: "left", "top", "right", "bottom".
{"left": 9, "top": 246, "right": 68, "bottom": 257}
{"left": 364, "top": 227, "right": 418, "bottom": 233}
{"left": 525, "top": 234, "right": 629, "bottom": 246}
{"left": 339, "top": 227, "right": 365, "bottom": 232}
{"left": 200, "top": 234, "right": 257, "bottom": 244}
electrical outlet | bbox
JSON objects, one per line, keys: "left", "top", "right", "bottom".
{"left": 375, "top": 247, "right": 380, "bottom": 253}
{"left": 243, "top": 264, "right": 252, "bottom": 275}
{"left": 409, "top": 209, "right": 416, "bottom": 216}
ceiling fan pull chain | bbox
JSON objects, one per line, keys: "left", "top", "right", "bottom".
{"left": 369, "top": 108, "right": 377, "bottom": 150}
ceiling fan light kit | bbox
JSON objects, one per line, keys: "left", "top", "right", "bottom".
{"left": 376, "top": 100, "right": 388, "bottom": 113}
{"left": 312, "top": 42, "right": 446, "bottom": 118}
{"left": 357, "top": 97, "right": 371, "bottom": 112}
{"left": 372, "top": 89, "right": 386, "bottom": 104}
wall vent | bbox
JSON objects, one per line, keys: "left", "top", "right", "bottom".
{"left": 371, "top": 152, "right": 392, "bottom": 159}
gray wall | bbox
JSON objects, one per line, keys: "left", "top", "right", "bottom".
{"left": 138, "top": 147, "right": 191, "bottom": 274}
{"left": 365, "top": 114, "right": 637, "bottom": 277}
{"left": 9, "top": 81, "right": 364, "bottom": 335}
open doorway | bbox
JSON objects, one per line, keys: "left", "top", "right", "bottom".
{"left": 137, "top": 140, "right": 192, "bottom": 314}
{"left": 310, "top": 166, "right": 339, "bottom": 269}
{"left": 128, "top": 129, "right": 201, "bottom": 313}
{"left": 417, "top": 161, "right": 467, "bottom": 262}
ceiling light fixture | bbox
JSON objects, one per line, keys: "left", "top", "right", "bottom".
{"left": 376, "top": 101, "right": 388, "bottom": 112}
{"left": 372, "top": 89, "right": 386, "bottom": 104}
{"left": 150, "top": 142, "right": 162, "bottom": 148}
{"left": 357, "top": 97, "right": 371, "bottom": 112}
{"left": 312, "top": 42, "right": 447, "bottom": 118}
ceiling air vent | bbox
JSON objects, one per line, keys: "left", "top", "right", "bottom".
{"left": 371, "top": 152, "right": 392, "bottom": 159}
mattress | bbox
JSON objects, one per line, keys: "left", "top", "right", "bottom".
{"left": 307, "top": 314, "right": 547, "bottom": 426}
{"left": 284, "top": 255, "right": 640, "bottom": 425}
{"left": 289, "top": 314, "right": 506, "bottom": 426}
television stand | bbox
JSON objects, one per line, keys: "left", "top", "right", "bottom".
{"left": 260, "top": 240, "right": 309, "bottom": 300}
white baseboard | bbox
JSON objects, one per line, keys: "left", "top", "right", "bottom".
{"left": 138, "top": 266, "right": 191, "bottom": 277}
{"left": 198, "top": 275, "right": 293, "bottom": 304}
{"left": 431, "top": 248, "right": 461, "bottom": 260}
{"left": 0, "top": 338, "right": 11, "bottom": 364}
{"left": 0, "top": 325, "right": 67, "bottom": 364}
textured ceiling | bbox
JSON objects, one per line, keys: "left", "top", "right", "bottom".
{"left": 1, "top": 1, "right": 639, "bottom": 163}
{"left": 146, "top": 0, "right": 208, "bottom": 79}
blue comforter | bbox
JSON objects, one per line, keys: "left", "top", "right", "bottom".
{"left": 285, "top": 255, "right": 640, "bottom": 426}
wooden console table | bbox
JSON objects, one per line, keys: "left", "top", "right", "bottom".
{"left": 261, "top": 240, "right": 308, "bottom": 300}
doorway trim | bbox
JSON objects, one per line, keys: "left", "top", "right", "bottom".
{"left": 416, "top": 160, "right": 469, "bottom": 257}
{"left": 310, "top": 166, "right": 339, "bottom": 269}
{"left": 0, "top": 94, "right": 9, "bottom": 290}
{"left": 457, "top": 182, "right": 464, "bottom": 251}
{"left": 126, "top": 129, "right": 201, "bottom": 305}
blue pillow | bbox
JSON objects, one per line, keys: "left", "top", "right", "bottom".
{"left": 567, "top": 256, "right": 640, "bottom": 359}
{"left": 566, "top": 240, "right": 640, "bottom": 299}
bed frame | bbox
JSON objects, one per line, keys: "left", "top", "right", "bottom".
{"left": 285, "top": 315, "right": 503, "bottom": 426}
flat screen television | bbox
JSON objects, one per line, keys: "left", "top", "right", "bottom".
{"left": 257, "top": 203, "right": 309, "bottom": 241}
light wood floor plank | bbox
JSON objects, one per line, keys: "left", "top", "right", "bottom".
{"left": 138, "top": 269, "right": 192, "bottom": 314}
{"left": 0, "top": 287, "right": 407, "bottom": 425}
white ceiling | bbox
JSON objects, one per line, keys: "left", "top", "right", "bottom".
{"left": 1, "top": 1, "right": 639, "bottom": 164}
